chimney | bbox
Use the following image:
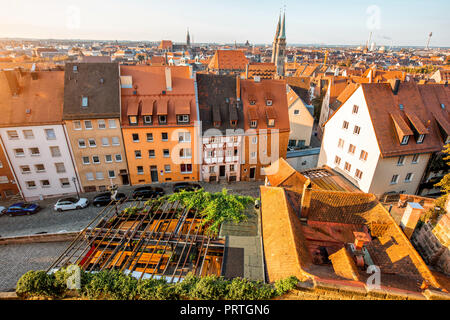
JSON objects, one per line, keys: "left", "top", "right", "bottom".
{"left": 236, "top": 75, "right": 241, "bottom": 101}
{"left": 3, "top": 70, "right": 20, "bottom": 96}
{"left": 300, "top": 180, "right": 312, "bottom": 221}
{"left": 353, "top": 231, "right": 371, "bottom": 251}
{"left": 388, "top": 78, "right": 400, "bottom": 94}
{"left": 400, "top": 202, "right": 425, "bottom": 238}
{"left": 165, "top": 67, "right": 172, "bottom": 92}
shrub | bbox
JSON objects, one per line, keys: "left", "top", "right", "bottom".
{"left": 226, "top": 277, "right": 274, "bottom": 300}
{"left": 16, "top": 271, "right": 58, "bottom": 298}
{"left": 190, "top": 275, "right": 228, "bottom": 300}
{"left": 174, "top": 273, "right": 200, "bottom": 297}
{"left": 82, "top": 270, "right": 138, "bottom": 300}
{"left": 274, "top": 276, "right": 299, "bottom": 296}
{"left": 136, "top": 278, "right": 178, "bottom": 300}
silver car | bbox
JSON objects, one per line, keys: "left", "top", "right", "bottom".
{"left": 54, "top": 197, "right": 89, "bottom": 212}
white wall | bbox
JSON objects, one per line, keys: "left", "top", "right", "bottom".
{"left": 0, "top": 125, "right": 78, "bottom": 201}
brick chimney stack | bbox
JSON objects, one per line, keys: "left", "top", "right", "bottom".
{"left": 353, "top": 231, "right": 371, "bottom": 251}
{"left": 400, "top": 202, "right": 425, "bottom": 238}
{"left": 165, "top": 67, "right": 172, "bottom": 92}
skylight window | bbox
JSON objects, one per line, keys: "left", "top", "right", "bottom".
{"left": 441, "top": 104, "right": 446, "bottom": 110}
{"left": 82, "top": 97, "right": 88, "bottom": 108}
{"left": 399, "top": 104, "right": 404, "bottom": 110}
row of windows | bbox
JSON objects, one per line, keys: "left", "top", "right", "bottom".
{"left": 136, "top": 164, "right": 192, "bottom": 175}
{"left": 14, "top": 146, "right": 61, "bottom": 158}
{"left": 341, "top": 121, "right": 361, "bottom": 135}
{"left": 208, "top": 164, "right": 236, "bottom": 173}
{"left": 25, "top": 178, "right": 70, "bottom": 189}
{"left": 86, "top": 170, "right": 116, "bottom": 181}
{"left": 206, "top": 149, "right": 239, "bottom": 158}
{"left": 131, "top": 132, "right": 191, "bottom": 143}
{"left": 334, "top": 156, "right": 364, "bottom": 180}
{"left": 73, "top": 119, "right": 117, "bottom": 130}
{"left": 82, "top": 154, "right": 123, "bottom": 165}
{"left": 128, "top": 114, "right": 190, "bottom": 126}
{"left": 7, "top": 128, "right": 56, "bottom": 140}
{"left": 337, "top": 138, "right": 369, "bottom": 161}
{"left": 397, "top": 154, "right": 420, "bottom": 165}
{"left": 20, "top": 163, "right": 66, "bottom": 174}
{"left": 391, "top": 173, "right": 414, "bottom": 184}
{"left": 134, "top": 148, "right": 192, "bottom": 159}
{"left": 78, "top": 137, "right": 120, "bottom": 148}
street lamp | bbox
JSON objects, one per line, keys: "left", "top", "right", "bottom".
{"left": 72, "top": 177, "right": 80, "bottom": 199}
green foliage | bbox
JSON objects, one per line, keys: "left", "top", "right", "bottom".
{"left": 167, "top": 189, "right": 254, "bottom": 236}
{"left": 400, "top": 65, "right": 438, "bottom": 74}
{"left": 189, "top": 275, "right": 229, "bottom": 300}
{"left": 174, "top": 273, "right": 200, "bottom": 297}
{"left": 226, "top": 277, "right": 275, "bottom": 300}
{"left": 16, "top": 271, "right": 60, "bottom": 298}
{"left": 274, "top": 276, "right": 299, "bottom": 296}
{"left": 136, "top": 278, "right": 177, "bottom": 300}
{"left": 81, "top": 269, "right": 138, "bottom": 300}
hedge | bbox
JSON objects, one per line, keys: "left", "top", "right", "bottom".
{"left": 16, "top": 267, "right": 299, "bottom": 300}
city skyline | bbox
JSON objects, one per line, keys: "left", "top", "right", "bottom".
{"left": 1, "top": 0, "right": 449, "bottom": 47}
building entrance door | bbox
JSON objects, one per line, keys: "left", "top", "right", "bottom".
{"left": 219, "top": 165, "right": 226, "bottom": 178}
{"left": 150, "top": 166, "right": 158, "bottom": 183}
{"left": 249, "top": 167, "right": 256, "bottom": 180}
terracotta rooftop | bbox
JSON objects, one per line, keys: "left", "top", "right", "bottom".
{"left": 208, "top": 50, "right": 249, "bottom": 71}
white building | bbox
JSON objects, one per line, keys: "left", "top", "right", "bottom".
{"left": 318, "top": 80, "right": 449, "bottom": 197}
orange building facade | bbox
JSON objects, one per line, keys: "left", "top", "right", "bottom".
{"left": 120, "top": 65, "right": 199, "bottom": 185}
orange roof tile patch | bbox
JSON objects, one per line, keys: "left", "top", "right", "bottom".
{"left": 208, "top": 50, "right": 249, "bottom": 71}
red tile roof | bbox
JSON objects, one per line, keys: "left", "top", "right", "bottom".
{"left": 208, "top": 50, "right": 249, "bottom": 71}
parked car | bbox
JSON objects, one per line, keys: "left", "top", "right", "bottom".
{"left": 92, "top": 192, "right": 127, "bottom": 207}
{"left": 54, "top": 197, "right": 89, "bottom": 212}
{"left": 131, "top": 186, "right": 165, "bottom": 199}
{"left": 172, "top": 182, "right": 202, "bottom": 193}
{"left": 0, "top": 206, "right": 6, "bottom": 215}
{"left": 5, "top": 202, "right": 40, "bottom": 216}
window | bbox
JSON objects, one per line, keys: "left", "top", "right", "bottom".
{"left": 360, "top": 150, "right": 368, "bottom": 161}
{"left": 78, "top": 139, "right": 86, "bottom": 148}
{"left": 74, "top": 121, "right": 82, "bottom": 130}
{"left": 82, "top": 156, "right": 90, "bottom": 165}
{"left": 101, "top": 137, "right": 109, "bottom": 146}
{"left": 391, "top": 174, "right": 399, "bottom": 184}
{"left": 0, "top": 176, "right": 8, "bottom": 183}
{"left": 352, "top": 105, "right": 359, "bottom": 114}
{"left": 159, "top": 115, "right": 167, "bottom": 124}
{"left": 294, "top": 110, "right": 299, "bottom": 115}
{"left": 50, "top": 146, "right": 61, "bottom": 157}
{"left": 178, "top": 132, "right": 191, "bottom": 142}
{"left": 180, "top": 164, "right": 192, "bottom": 173}
{"left": 84, "top": 120, "right": 93, "bottom": 130}
{"left": 23, "top": 130, "right": 34, "bottom": 139}
{"left": 417, "top": 134, "right": 425, "bottom": 144}
{"left": 179, "top": 148, "right": 191, "bottom": 158}
{"left": 353, "top": 126, "right": 361, "bottom": 135}
{"left": 135, "top": 150, "right": 142, "bottom": 159}
{"left": 355, "top": 169, "right": 363, "bottom": 180}
{"left": 161, "top": 132, "right": 168, "bottom": 141}
{"left": 108, "top": 170, "right": 116, "bottom": 178}
{"left": 20, "top": 165, "right": 31, "bottom": 174}
{"left": 55, "top": 163, "right": 66, "bottom": 173}
{"left": 137, "top": 166, "right": 144, "bottom": 175}
{"left": 14, "top": 148, "right": 25, "bottom": 157}
{"left": 344, "top": 162, "right": 351, "bottom": 172}
{"left": 405, "top": 173, "right": 413, "bottom": 182}
{"left": 40, "top": 180, "right": 51, "bottom": 188}
{"left": 95, "top": 120, "right": 105, "bottom": 129}
{"left": 60, "top": 178, "right": 70, "bottom": 188}
{"left": 45, "top": 129, "right": 56, "bottom": 140}
{"left": 132, "top": 133, "right": 139, "bottom": 142}
{"left": 147, "top": 133, "right": 153, "bottom": 142}
{"left": 140, "top": 115, "right": 151, "bottom": 125}
{"left": 92, "top": 156, "right": 100, "bottom": 164}
{"left": 251, "top": 151, "right": 257, "bottom": 159}
{"left": 338, "top": 138, "right": 344, "bottom": 149}
{"left": 115, "top": 154, "right": 122, "bottom": 162}
{"left": 86, "top": 172, "right": 94, "bottom": 181}
{"left": 348, "top": 144, "right": 356, "bottom": 154}
{"left": 268, "top": 119, "right": 275, "bottom": 127}
{"left": 111, "top": 137, "right": 120, "bottom": 146}
{"left": 266, "top": 99, "right": 273, "bottom": 106}
{"left": 96, "top": 172, "right": 104, "bottom": 180}
{"left": 30, "top": 148, "right": 40, "bottom": 156}
{"left": 209, "top": 166, "right": 215, "bottom": 173}
{"left": 163, "top": 149, "right": 170, "bottom": 158}
{"left": 252, "top": 136, "right": 258, "bottom": 144}
{"left": 250, "top": 120, "right": 257, "bottom": 128}
{"left": 108, "top": 119, "right": 116, "bottom": 128}
{"left": 129, "top": 116, "right": 138, "bottom": 125}
{"left": 399, "top": 104, "right": 404, "bottom": 110}
{"left": 26, "top": 181, "right": 37, "bottom": 189}
{"left": 82, "top": 97, "right": 88, "bottom": 108}
{"left": 35, "top": 164, "right": 45, "bottom": 172}
{"left": 342, "top": 121, "right": 349, "bottom": 130}
{"left": 230, "top": 164, "right": 235, "bottom": 172}
{"left": 0, "top": 161, "right": 2, "bottom": 168}
{"left": 401, "top": 135, "right": 409, "bottom": 145}
{"left": 177, "top": 115, "right": 189, "bottom": 124}
{"left": 7, "top": 130, "right": 19, "bottom": 140}
{"left": 412, "top": 154, "right": 419, "bottom": 164}
{"left": 73, "top": 65, "right": 78, "bottom": 72}
{"left": 334, "top": 156, "right": 341, "bottom": 165}
{"left": 105, "top": 155, "right": 113, "bottom": 163}
{"left": 148, "top": 150, "right": 155, "bottom": 158}
{"left": 88, "top": 138, "right": 96, "bottom": 147}
{"left": 164, "top": 165, "right": 171, "bottom": 173}
{"left": 397, "top": 156, "right": 405, "bottom": 166}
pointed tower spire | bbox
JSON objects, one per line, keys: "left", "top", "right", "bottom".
{"left": 186, "top": 27, "right": 191, "bottom": 47}
{"left": 274, "top": 12, "right": 281, "bottom": 40}
{"left": 279, "top": 11, "right": 286, "bottom": 39}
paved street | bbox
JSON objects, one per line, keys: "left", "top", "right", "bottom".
{"left": 0, "top": 181, "right": 263, "bottom": 238}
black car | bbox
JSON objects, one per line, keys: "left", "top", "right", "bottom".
{"left": 172, "top": 182, "right": 202, "bottom": 193}
{"left": 131, "top": 186, "right": 165, "bottom": 199}
{"left": 92, "top": 192, "right": 127, "bottom": 207}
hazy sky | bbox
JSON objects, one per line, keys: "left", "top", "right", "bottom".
{"left": 0, "top": 0, "right": 449, "bottom": 46}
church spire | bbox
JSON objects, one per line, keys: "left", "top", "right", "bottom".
{"left": 186, "top": 28, "right": 191, "bottom": 47}
{"left": 274, "top": 13, "right": 281, "bottom": 40}
{"left": 279, "top": 11, "right": 286, "bottom": 39}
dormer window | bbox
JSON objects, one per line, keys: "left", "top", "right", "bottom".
{"left": 82, "top": 97, "right": 88, "bottom": 108}
{"left": 249, "top": 100, "right": 256, "bottom": 105}
{"left": 143, "top": 116, "right": 152, "bottom": 125}
{"left": 230, "top": 120, "right": 237, "bottom": 127}
{"left": 177, "top": 115, "right": 189, "bottom": 124}
{"left": 417, "top": 134, "right": 425, "bottom": 144}
{"left": 268, "top": 119, "right": 275, "bottom": 127}
{"left": 401, "top": 135, "right": 409, "bottom": 145}
{"left": 250, "top": 120, "right": 257, "bottom": 128}
{"left": 73, "top": 65, "right": 78, "bottom": 72}
{"left": 213, "top": 121, "right": 221, "bottom": 128}
{"left": 129, "top": 116, "right": 138, "bottom": 125}
{"left": 266, "top": 99, "right": 273, "bottom": 106}
{"left": 159, "top": 115, "right": 167, "bottom": 125}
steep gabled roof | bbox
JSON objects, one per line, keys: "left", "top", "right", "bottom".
{"left": 208, "top": 50, "right": 249, "bottom": 71}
